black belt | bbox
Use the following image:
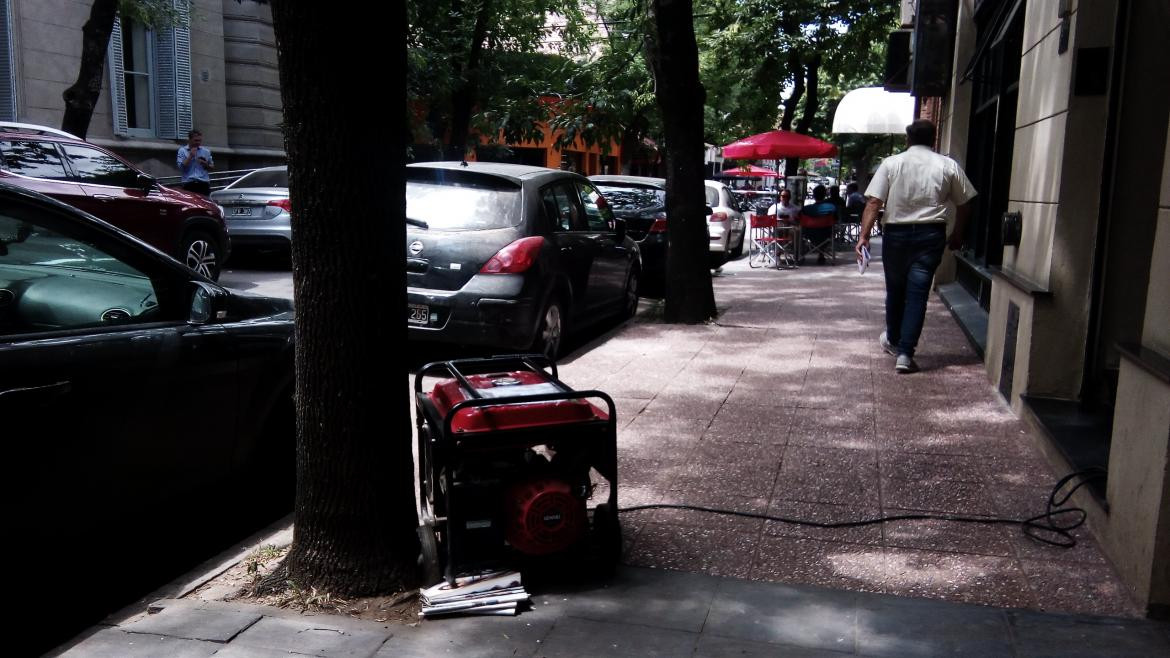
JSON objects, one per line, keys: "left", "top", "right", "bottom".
{"left": 883, "top": 222, "right": 946, "bottom": 233}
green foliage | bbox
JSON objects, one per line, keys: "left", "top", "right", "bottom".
{"left": 117, "top": 0, "right": 189, "bottom": 29}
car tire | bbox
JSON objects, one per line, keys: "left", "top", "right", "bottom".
{"left": 533, "top": 297, "right": 565, "bottom": 360}
{"left": 181, "top": 230, "right": 222, "bottom": 280}
{"left": 621, "top": 270, "right": 639, "bottom": 319}
{"left": 709, "top": 252, "right": 728, "bottom": 269}
{"left": 730, "top": 231, "right": 745, "bottom": 258}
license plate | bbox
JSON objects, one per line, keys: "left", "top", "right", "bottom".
{"left": 231, "top": 206, "right": 252, "bottom": 216}
{"left": 407, "top": 304, "right": 429, "bottom": 325}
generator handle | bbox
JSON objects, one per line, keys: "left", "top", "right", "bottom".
{"left": 414, "top": 354, "right": 558, "bottom": 397}
{"left": 441, "top": 389, "right": 617, "bottom": 441}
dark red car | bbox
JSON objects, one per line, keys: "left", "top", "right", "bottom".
{"left": 0, "top": 123, "right": 229, "bottom": 279}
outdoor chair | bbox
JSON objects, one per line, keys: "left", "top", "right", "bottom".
{"left": 747, "top": 213, "right": 796, "bottom": 269}
{"left": 799, "top": 211, "right": 838, "bottom": 264}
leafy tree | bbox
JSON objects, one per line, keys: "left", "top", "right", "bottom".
{"left": 62, "top": 0, "right": 189, "bottom": 139}
{"left": 256, "top": 1, "right": 418, "bottom": 595}
{"left": 407, "top": 0, "right": 591, "bottom": 159}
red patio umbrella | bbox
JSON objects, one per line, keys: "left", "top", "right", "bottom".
{"left": 722, "top": 129, "right": 838, "bottom": 159}
{"left": 718, "top": 164, "right": 781, "bottom": 178}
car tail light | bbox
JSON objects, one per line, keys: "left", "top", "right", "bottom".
{"left": 480, "top": 236, "right": 544, "bottom": 274}
{"left": 267, "top": 198, "right": 292, "bottom": 212}
{"left": 709, "top": 211, "right": 727, "bottom": 222}
{"left": 648, "top": 213, "right": 668, "bottom": 233}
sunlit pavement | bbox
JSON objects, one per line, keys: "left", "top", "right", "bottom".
{"left": 555, "top": 242, "right": 1142, "bottom": 618}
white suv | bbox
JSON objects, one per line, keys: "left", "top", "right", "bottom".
{"left": 705, "top": 180, "right": 746, "bottom": 267}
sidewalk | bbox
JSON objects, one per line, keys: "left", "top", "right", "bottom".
{"left": 59, "top": 245, "right": 1170, "bottom": 656}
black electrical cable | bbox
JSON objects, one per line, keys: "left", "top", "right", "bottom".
{"left": 618, "top": 468, "right": 1107, "bottom": 549}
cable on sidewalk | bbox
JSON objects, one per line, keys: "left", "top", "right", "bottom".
{"left": 618, "top": 469, "right": 1106, "bottom": 549}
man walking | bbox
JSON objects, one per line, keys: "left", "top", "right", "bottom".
{"left": 856, "top": 120, "right": 976, "bottom": 373}
{"left": 176, "top": 129, "right": 214, "bottom": 195}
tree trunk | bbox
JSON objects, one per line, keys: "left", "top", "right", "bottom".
{"left": 61, "top": 0, "right": 119, "bottom": 139}
{"left": 795, "top": 53, "right": 821, "bottom": 134}
{"left": 780, "top": 58, "right": 804, "bottom": 176}
{"left": 646, "top": 0, "right": 715, "bottom": 323}
{"left": 264, "top": 2, "right": 418, "bottom": 596}
{"left": 447, "top": 0, "right": 494, "bottom": 160}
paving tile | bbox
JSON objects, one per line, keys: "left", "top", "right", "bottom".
{"left": 1009, "top": 609, "right": 1170, "bottom": 657}
{"left": 854, "top": 593, "right": 1012, "bottom": 657}
{"left": 1008, "top": 523, "right": 1110, "bottom": 566}
{"left": 781, "top": 445, "right": 879, "bottom": 475}
{"left": 671, "top": 461, "right": 778, "bottom": 497}
{"left": 1018, "top": 559, "right": 1142, "bottom": 617}
{"left": 534, "top": 616, "right": 698, "bottom": 657}
{"left": 626, "top": 521, "right": 760, "bottom": 579}
{"left": 879, "top": 452, "right": 987, "bottom": 484}
{"left": 881, "top": 514, "right": 1016, "bottom": 557}
{"left": 878, "top": 547, "right": 1036, "bottom": 609}
{"left": 373, "top": 612, "right": 554, "bottom": 657}
{"left": 706, "top": 577, "right": 858, "bottom": 653}
{"left": 753, "top": 535, "right": 890, "bottom": 594}
{"left": 58, "top": 628, "right": 220, "bottom": 658}
{"left": 544, "top": 566, "right": 718, "bottom": 633}
{"left": 773, "top": 469, "right": 880, "bottom": 507}
{"left": 120, "top": 605, "right": 261, "bottom": 642}
{"left": 763, "top": 498, "right": 884, "bottom": 546}
{"left": 693, "top": 634, "right": 852, "bottom": 657}
{"left": 228, "top": 614, "right": 390, "bottom": 657}
{"left": 880, "top": 478, "right": 1000, "bottom": 516}
{"left": 688, "top": 438, "right": 782, "bottom": 467}
{"left": 646, "top": 491, "right": 770, "bottom": 533}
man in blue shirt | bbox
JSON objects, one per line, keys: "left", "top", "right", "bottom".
{"left": 176, "top": 129, "right": 214, "bottom": 195}
{"left": 798, "top": 184, "right": 839, "bottom": 264}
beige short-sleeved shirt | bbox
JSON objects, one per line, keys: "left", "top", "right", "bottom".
{"left": 865, "top": 145, "right": 977, "bottom": 225}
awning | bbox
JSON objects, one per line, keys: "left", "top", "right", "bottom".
{"left": 831, "top": 87, "right": 915, "bottom": 134}
{"left": 722, "top": 130, "right": 838, "bottom": 160}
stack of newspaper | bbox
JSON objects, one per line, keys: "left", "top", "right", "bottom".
{"left": 420, "top": 570, "right": 529, "bottom": 617}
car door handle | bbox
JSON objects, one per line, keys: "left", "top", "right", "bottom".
{"left": 92, "top": 195, "right": 115, "bottom": 201}
{"left": 0, "top": 380, "right": 72, "bottom": 401}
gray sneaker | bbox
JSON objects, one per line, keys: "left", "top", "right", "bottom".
{"left": 895, "top": 354, "right": 919, "bottom": 373}
{"left": 879, "top": 331, "right": 897, "bottom": 356}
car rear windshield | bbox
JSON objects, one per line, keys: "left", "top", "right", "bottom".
{"left": 233, "top": 168, "right": 288, "bottom": 189}
{"left": 595, "top": 185, "right": 664, "bottom": 211}
{"left": 406, "top": 171, "right": 522, "bottom": 231}
{"left": 704, "top": 186, "right": 720, "bottom": 207}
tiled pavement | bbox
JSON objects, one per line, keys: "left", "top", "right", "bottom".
{"left": 555, "top": 246, "right": 1140, "bottom": 618}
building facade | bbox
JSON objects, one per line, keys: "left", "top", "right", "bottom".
{"left": 0, "top": 0, "right": 284, "bottom": 176}
{"left": 902, "top": 0, "right": 1170, "bottom": 616}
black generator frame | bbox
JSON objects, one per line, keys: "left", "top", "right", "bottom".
{"left": 414, "top": 354, "right": 619, "bottom": 585}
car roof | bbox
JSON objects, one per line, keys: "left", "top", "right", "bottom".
{"left": 589, "top": 174, "right": 667, "bottom": 187}
{"left": 407, "top": 161, "right": 575, "bottom": 185}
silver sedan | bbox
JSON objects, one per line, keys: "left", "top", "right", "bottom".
{"left": 211, "top": 166, "right": 291, "bottom": 252}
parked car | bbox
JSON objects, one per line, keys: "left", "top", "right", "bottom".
{"left": 0, "top": 122, "right": 229, "bottom": 279}
{"left": 406, "top": 162, "right": 640, "bottom": 358}
{"left": 588, "top": 174, "right": 667, "bottom": 293}
{"left": 705, "top": 179, "right": 747, "bottom": 264}
{"left": 211, "top": 165, "right": 291, "bottom": 253}
{"left": 0, "top": 182, "right": 293, "bottom": 650}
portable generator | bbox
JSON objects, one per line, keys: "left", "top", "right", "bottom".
{"left": 414, "top": 355, "right": 620, "bottom": 585}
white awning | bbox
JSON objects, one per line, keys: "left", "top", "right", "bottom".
{"left": 831, "top": 87, "right": 915, "bottom": 134}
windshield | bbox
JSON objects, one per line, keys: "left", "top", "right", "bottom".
{"left": 704, "top": 186, "right": 720, "bottom": 207}
{"left": 0, "top": 217, "right": 147, "bottom": 278}
{"left": 596, "top": 185, "right": 664, "bottom": 212}
{"left": 406, "top": 181, "right": 522, "bottom": 231}
{"left": 232, "top": 168, "right": 288, "bottom": 189}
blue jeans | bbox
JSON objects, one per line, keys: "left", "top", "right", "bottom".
{"left": 881, "top": 224, "right": 946, "bottom": 357}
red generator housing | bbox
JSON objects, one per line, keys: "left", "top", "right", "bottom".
{"left": 414, "top": 355, "right": 620, "bottom": 585}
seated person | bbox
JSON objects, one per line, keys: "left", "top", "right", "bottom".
{"left": 799, "top": 185, "right": 839, "bottom": 263}
{"left": 766, "top": 189, "right": 800, "bottom": 224}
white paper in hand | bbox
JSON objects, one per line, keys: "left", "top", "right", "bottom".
{"left": 858, "top": 245, "right": 871, "bottom": 274}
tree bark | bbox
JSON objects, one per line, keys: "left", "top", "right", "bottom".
{"left": 265, "top": 1, "right": 418, "bottom": 596}
{"left": 646, "top": 0, "right": 715, "bottom": 323}
{"left": 796, "top": 53, "right": 821, "bottom": 134}
{"left": 61, "top": 0, "right": 119, "bottom": 139}
{"left": 447, "top": 0, "right": 494, "bottom": 159}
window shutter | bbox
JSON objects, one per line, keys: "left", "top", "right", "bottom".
{"left": 0, "top": 0, "right": 16, "bottom": 121}
{"left": 155, "top": 2, "right": 192, "bottom": 139}
{"left": 107, "top": 17, "right": 129, "bottom": 136}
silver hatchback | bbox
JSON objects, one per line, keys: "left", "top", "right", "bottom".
{"left": 211, "top": 166, "right": 291, "bottom": 251}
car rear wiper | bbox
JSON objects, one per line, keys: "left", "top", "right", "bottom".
{"left": 407, "top": 216, "right": 429, "bottom": 229}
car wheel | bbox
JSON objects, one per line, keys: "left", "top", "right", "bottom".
{"left": 730, "top": 231, "right": 745, "bottom": 258}
{"left": 709, "top": 252, "right": 728, "bottom": 269}
{"left": 621, "top": 270, "right": 639, "bottom": 319}
{"left": 533, "top": 298, "right": 565, "bottom": 359}
{"left": 182, "top": 230, "right": 221, "bottom": 280}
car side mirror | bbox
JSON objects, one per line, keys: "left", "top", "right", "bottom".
{"left": 189, "top": 281, "right": 228, "bottom": 325}
{"left": 613, "top": 217, "right": 627, "bottom": 241}
{"left": 137, "top": 173, "right": 156, "bottom": 191}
